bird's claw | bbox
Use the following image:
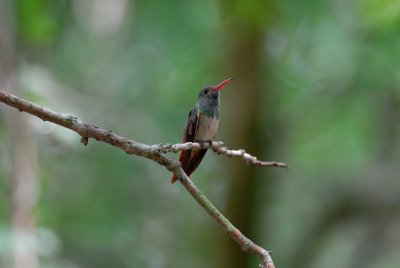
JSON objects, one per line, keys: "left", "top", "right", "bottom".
{"left": 199, "top": 140, "right": 213, "bottom": 149}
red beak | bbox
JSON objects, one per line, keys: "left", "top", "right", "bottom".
{"left": 213, "top": 77, "right": 234, "bottom": 91}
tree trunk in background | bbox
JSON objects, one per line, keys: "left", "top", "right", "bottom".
{"left": 218, "top": 1, "right": 276, "bottom": 267}
{"left": 6, "top": 104, "right": 38, "bottom": 268}
{"left": 0, "top": 2, "right": 39, "bottom": 268}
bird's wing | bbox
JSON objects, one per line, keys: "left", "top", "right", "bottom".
{"left": 180, "top": 106, "right": 200, "bottom": 171}
{"left": 171, "top": 106, "right": 199, "bottom": 183}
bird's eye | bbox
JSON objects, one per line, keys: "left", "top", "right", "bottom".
{"left": 204, "top": 89, "right": 209, "bottom": 94}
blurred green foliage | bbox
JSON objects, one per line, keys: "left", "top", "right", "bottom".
{"left": 1, "top": 0, "right": 400, "bottom": 268}
{"left": 16, "top": 0, "right": 62, "bottom": 45}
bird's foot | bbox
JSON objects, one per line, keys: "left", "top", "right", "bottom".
{"left": 199, "top": 140, "right": 213, "bottom": 149}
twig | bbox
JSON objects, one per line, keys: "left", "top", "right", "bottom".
{"left": 0, "top": 89, "right": 277, "bottom": 268}
{"left": 157, "top": 141, "right": 288, "bottom": 169}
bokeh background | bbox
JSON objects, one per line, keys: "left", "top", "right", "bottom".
{"left": 1, "top": 0, "right": 400, "bottom": 268}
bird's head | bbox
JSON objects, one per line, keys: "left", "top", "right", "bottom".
{"left": 197, "top": 78, "right": 233, "bottom": 106}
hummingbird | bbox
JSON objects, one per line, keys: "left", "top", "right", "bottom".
{"left": 171, "top": 78, "right": 234, "bottom": 183}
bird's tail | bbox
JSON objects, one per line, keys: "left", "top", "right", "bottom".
{"left": 171, "top": 174, "right": 178, "bottom": 184}
{"left": 171, "top": 149, "right": 207, "bottom": 183}
{"left": 171, "top": 148, "right": 188, "bottom": 183}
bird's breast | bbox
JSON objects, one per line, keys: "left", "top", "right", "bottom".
{"left": 195, "top": 115, "right": 219, "bottom": 141}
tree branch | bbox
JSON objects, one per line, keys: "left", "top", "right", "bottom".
{"left": 157, "top": 142, "right": 289, "bottom": 169}
{"left": 0, "top": 89, "right": 279, "bottom": 268}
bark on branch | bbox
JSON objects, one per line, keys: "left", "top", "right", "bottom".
{"left": 0, "top": 89, "right": 281, "bottom": 268}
